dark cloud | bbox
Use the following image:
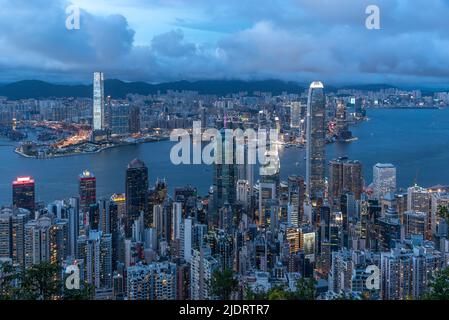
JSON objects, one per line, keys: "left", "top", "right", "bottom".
{"left": 1, "top": 0, "right": 449, "bottom": 85}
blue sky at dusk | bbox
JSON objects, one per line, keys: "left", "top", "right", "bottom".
{"left": 1, "top": 0, "right": 449, "bottom": 85}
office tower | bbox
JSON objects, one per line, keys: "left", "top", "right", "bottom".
{"left": 407, "top": 185, "right": 430, "bottom": 212}
{"left": 93, "top": 72, "right": 105, "bottom": 131}
{"left": 306, "top": 81, "right": 326, "bottom": 201}
{"left": 190, "top": 246, "right": 219, "bottom": 300}
{"left": 287, "top": 175, "right": 305, "bottom": 226}
{"left": 407, "top": 185, "right": 431, "bottom": 239}
{"left": 110, "top": 103, "right": 130, "bottom": 135}
{"left": 258, "top": 182, "right": 276, "bottom": 227}
{"left": 335, "top": 100, "right": 353, "bottom": 141}
{"left": 404, "top": 211, "right": 426, "bottom": 240}
{"left": 24, "top": 217, "right": 51, "bottom": 269}
{"left": 299, "top": 226, "right": 316, "bottom": 264}
{"left": 50, "top": 219, "right": 69, "bottom": 265}
{"left": 377, "top": 206, "right": 401, "bottom": 251}
{"left": 182, "top": 218, "right": 192, "bottom": 263}
{"left": 354, "top": 97, "right": 365, "bottom": 118}
{"left": 236, "top": 180, "right": 249, "bottom": 207}
{"left": 67, "top": 206, "right": 79, "bottom": 257}
{"left": 290, "top": 101, "right": 301, "bottom": 129}
{"left": 212, "top": 129, "right": 238, "bottom": 215}
{"left": 12, "top": 176, "right": 35, "bottom": 213}
{"left": 125, "top": 159, "right": 149, "bottom": 238}
{"left": 329, "top": 158, "right": 363, "bottom": 206}
{"left": 127, "top": 262, "right": 177, "bottom": 300}
{"left": 171, "top": 202, "right": 183, "bottom": 247}
{"left": 381, "top": 248, "right": 413, "bottom": 300}
{"left": 215, "top": 230, "right": 234, "bottom": 272}
{"left": 129, "top": 105, "right": 140, "bottom": 134}
{"left": 373, "top": 163, "right": 396, "bottom": 199}
{"left": 285, "top": 227, "right": 300, "bottom": 254}
{"left": 79, "top": 170, "right": 96, "bottom": 218}
{"left": 77, "top": 230, "right": 112, "bottom": 289}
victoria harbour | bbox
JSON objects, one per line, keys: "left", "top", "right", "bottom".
{"left": 1, "top": 108, "right": 448, "bottom": 204}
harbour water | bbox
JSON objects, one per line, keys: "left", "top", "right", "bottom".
{"left": 0, "top": 108, "right": 448, "bottom": 204}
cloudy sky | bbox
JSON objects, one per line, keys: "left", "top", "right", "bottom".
{"left": 1, "top": 0, "right": 449, "bottom": 85}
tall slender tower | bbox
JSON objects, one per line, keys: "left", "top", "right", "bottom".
{"left": 93, "top": 72, "right": 105, "bottom": 131}
{"left": 306, "top": 81, "right": 326, "bottom": 201}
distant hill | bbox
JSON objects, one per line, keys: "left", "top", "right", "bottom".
{"left": 0, "top": 79, "right": 400, "bottom": 100}
{"left": 0, "top": 79, "right": 305, "bottom": 100}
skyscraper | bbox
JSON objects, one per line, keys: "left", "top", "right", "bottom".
{"left": 329, "top": 157, "right": 363, "bottom": 205}
{"left": 93, "top": 72, "right": 105, "bottom": 131}
{"left": 79, "top": 170, "right": 96, "bottom": 218}
{"left": 306, "top": 81, "right": 326, "bottom": 201}
{"left": 125, "top": 159, "right": 149, "bottom": 237}
{"left": 12, "top": 176, "right": 35, "bottom": 212}
{"left": 373, "top": 163, "right": 396, "bottom": 199}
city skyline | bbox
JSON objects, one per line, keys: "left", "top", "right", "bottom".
{"left": 2, "top": 1, "right": 449, "bottom": 305}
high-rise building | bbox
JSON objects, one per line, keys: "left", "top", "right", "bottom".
{"left": 110, "top": 103, "right": 130, "bottom": 135}
{"left": 129, "top": 105, "right": 140, "bottom": 134}
{"left": 190, "top": 246, "right": 219, "bottom": 300}
{"left": 125, "top": 159, "right": 149, "bottom": 237}
{"left": 79, "top": 170, "right": 96, "bottom": 222}
{"left": 373, "top": 163, "right": 396, "bottom": 199}
{"left": 404, "top": 211, "right": 426, "bottom": 240}
{"left": 381, "top": 248, "right": 413, "bottom": 300}
{"left": 287, "top": 175, "right": 305, "bottom": 227}
{"left": 93, "top": 72, "right": 105, "bottom": 131}
{"left": 12, "top": 176, "right": 35, "bottom": 213}
{"left": 127, "top": 262, "right": 177, "bottom": 300}
{"left": 77, "top": 230, "right": 112, "bottom": 289}
{"left": 213, "top": 129, "right": 238, "bottom": 215}
{"left": 50, "top": 218, "right": 69, "bottom": 265}
{"left": 24, "top": 217, "right": 51, "bottom": 269}
{"left": 306, "top": 81, "right": 326, "bottom": 201}
{"left": 329, "top": 158, "right": 363, "bottom": 206}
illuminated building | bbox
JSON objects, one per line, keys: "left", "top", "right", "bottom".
{"left": 50, "top": 218, "right": 69, "bottom": 265}
{"left": 24, "top": 217, "right": 51, "bottom": 269}
{"left": 93, "top": 72, "right": 105, "bottom": 131}
{"left": 190, "top": 246, "right": 218, "bottom": 300}
{"left": 287, "top": 175, "right": 305, "bottom": 227}
{"left": 373, "top": 163, "right": 396, "bottom": 199}
{"left": 79, "top": 170, "right": 96, "bottom": 218}
{"left": 110, "top": 103, "right": 129, "bottom": 135}
{"left": 12, "top": 176, "right": 35, "bottom": 212}
{"left": 125, "top": 159, "right": 149, "bottom": 238}
{"left": 77, "top": 230, "right": 112, "bottom": 289}
{"left": 404, "top": 211, "right": 426, "bottom": 240}
{"left": 127, "top": 262, "right": 177, "bottom": 300}
{"left": 328, "top": 157, "right": 363, "bottom": 206}
{"left": 306, "top": 81, "right": 326, "bottom": 201}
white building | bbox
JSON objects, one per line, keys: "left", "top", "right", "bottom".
{"left": 373, "top": 163, "right": 396, "bottom": 199}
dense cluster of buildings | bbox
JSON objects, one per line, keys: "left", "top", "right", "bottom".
{"left": 0, "top": 77, "right": 449, "bottom": 300}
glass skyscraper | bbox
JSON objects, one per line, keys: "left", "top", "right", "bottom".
{"left": 93, "top": 72, "right": 105, "bottom": 131}
{"left": 306, "top": 81, "right": 326, "bottom": 201}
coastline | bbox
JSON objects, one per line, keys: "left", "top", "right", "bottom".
{"left": 13, "top": 136, "right": 170, "bottom": 159}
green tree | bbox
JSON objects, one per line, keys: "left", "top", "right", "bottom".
{"left": 291, "top": 277, "right": 316, "bottom": 300}
{"left": 17, "top": 262, "right": 62, "bottom": 300}
{"left": 422, "top": 267, "right": 449, "bottom": 300}
{"left": 63, "top": 282, "right": 95, "bottom": 300}
{"left": 0, "top": 262, "right": 18, "bottom": 300}
{"left": 210, "top": 269, "right": 239, "bottom": 300}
